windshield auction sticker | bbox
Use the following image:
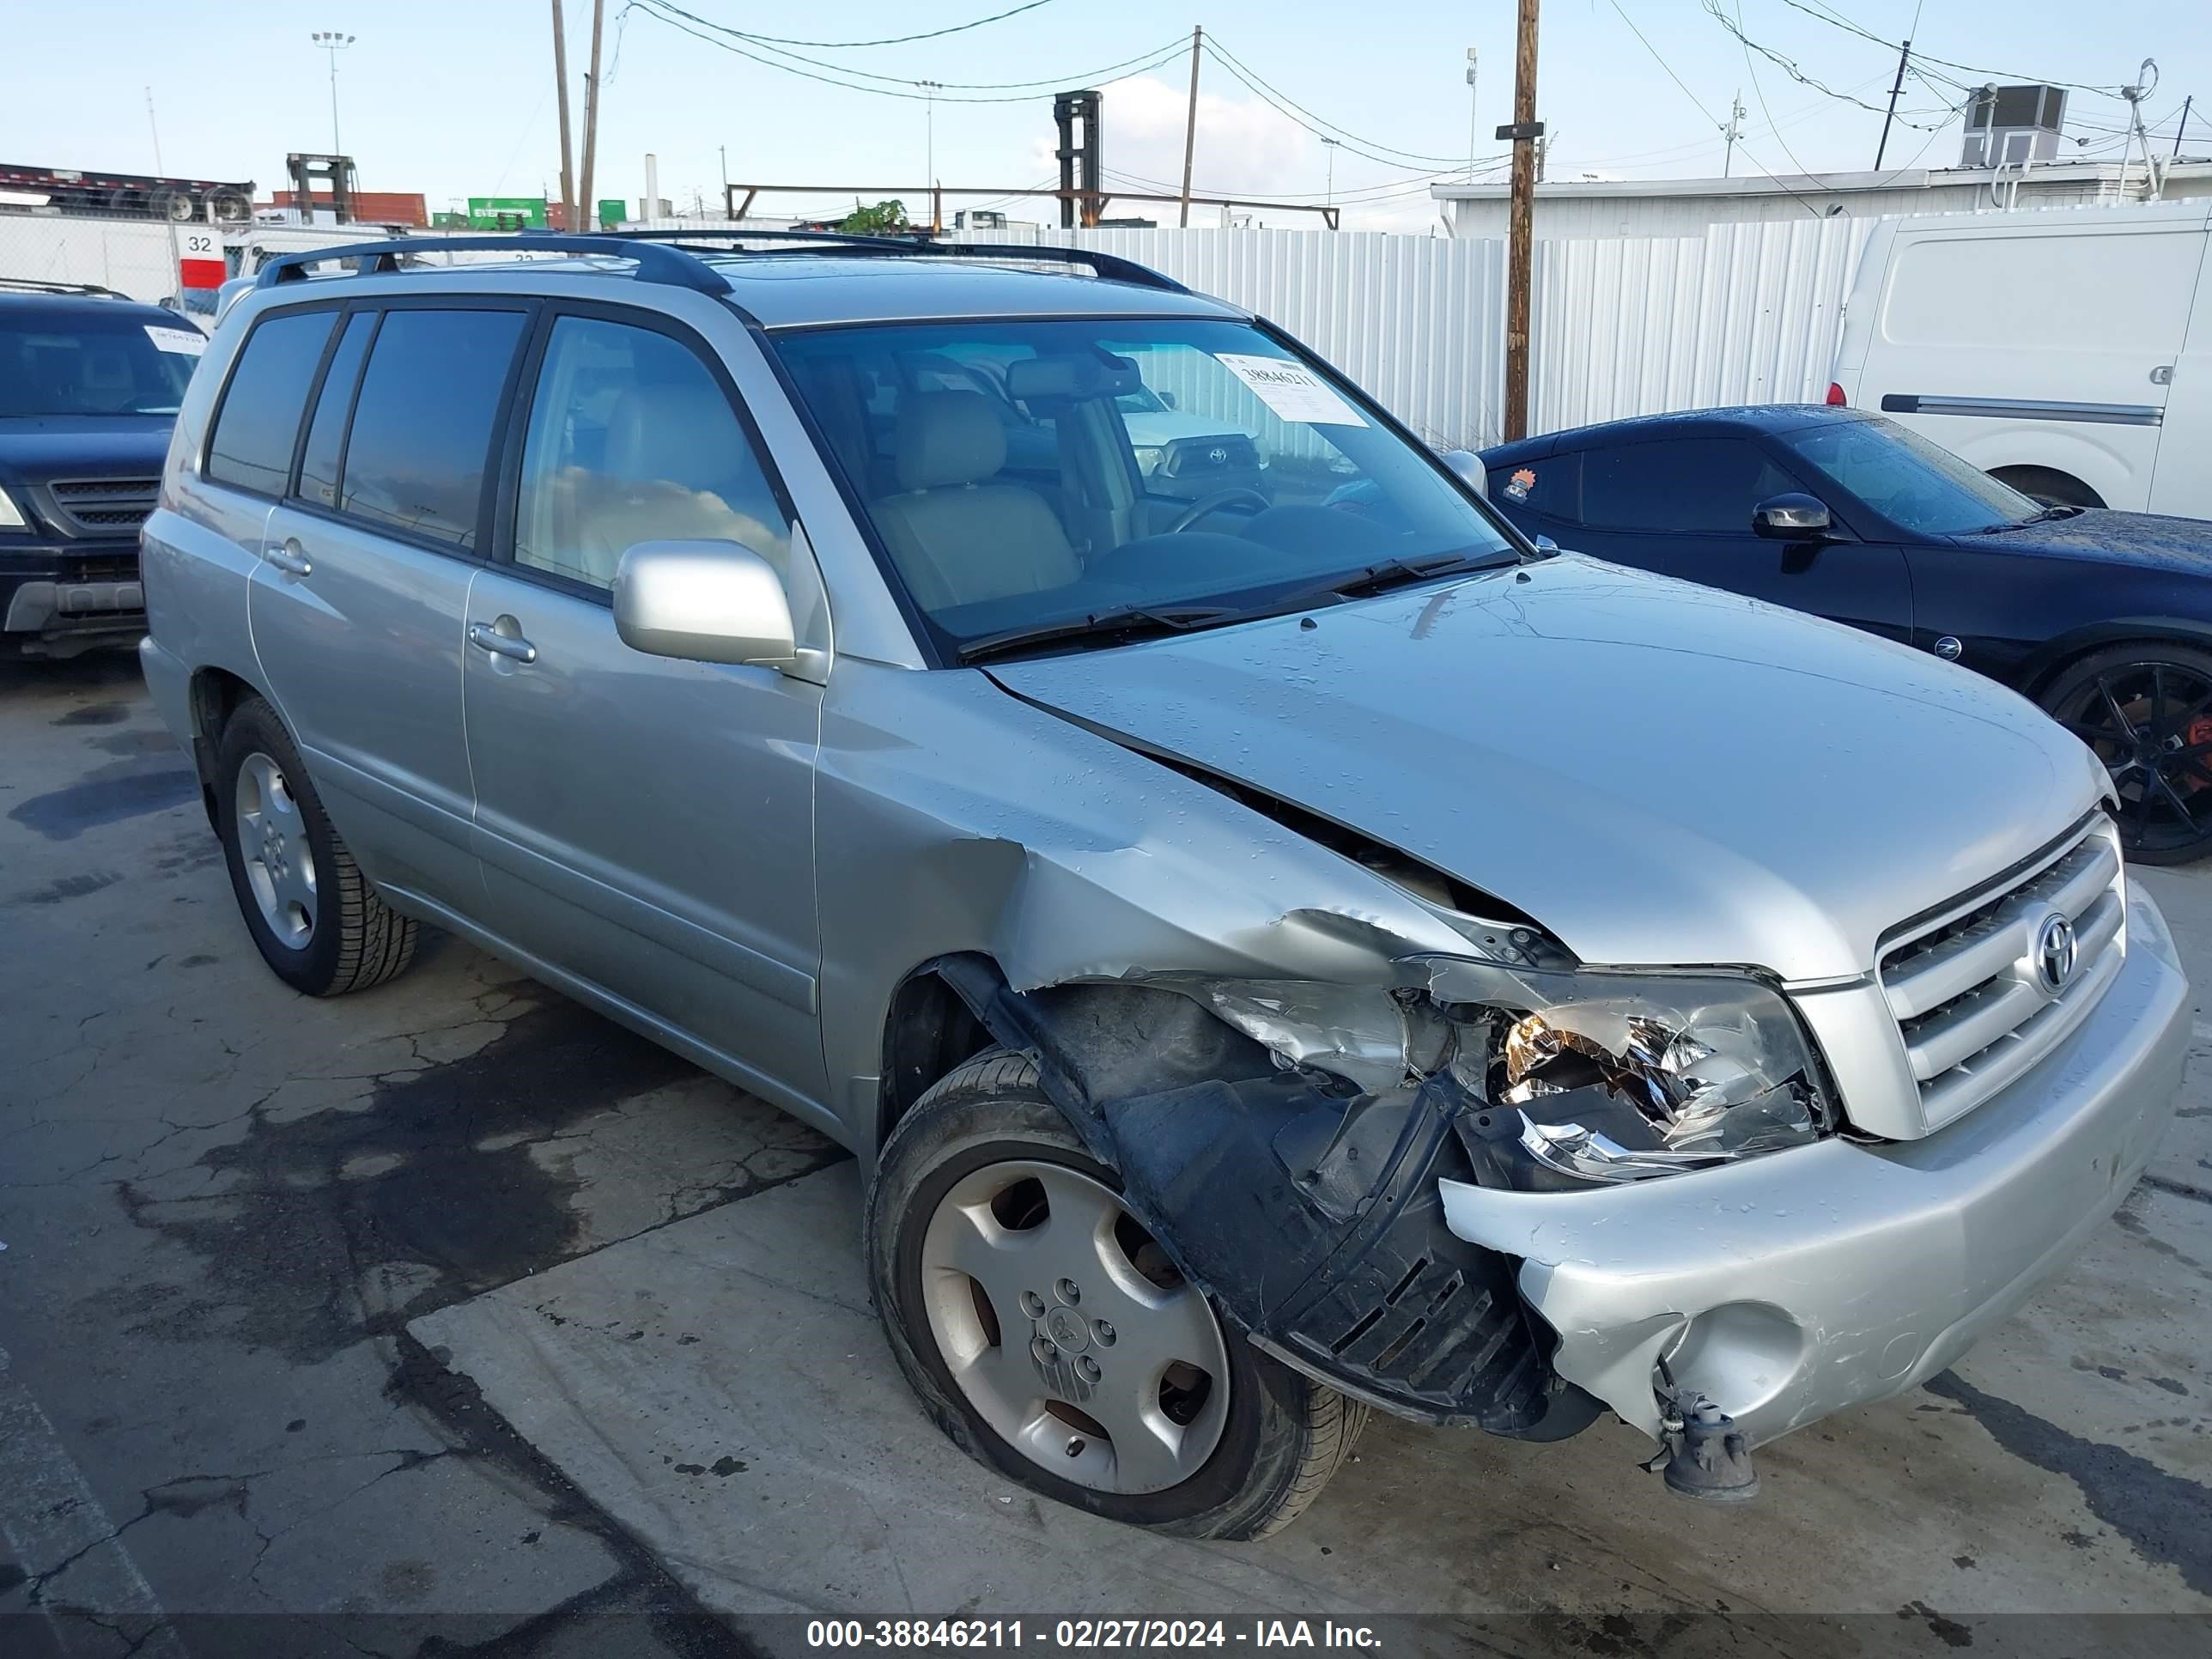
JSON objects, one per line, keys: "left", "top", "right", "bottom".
{"left": 143, "top": 325, "right": 209, "bottom": 356}
{"left": 1213, "top": 354, "right": 1368, "bottom": 427}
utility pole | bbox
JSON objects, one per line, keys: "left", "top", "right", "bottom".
{"left": 1722, "top": 91, "right": 1744, "bottom": 178}
{"left": 310, "top": 32, "right": 356, "bottom": 159}
{"left": 145, "top": 88, "right": 165, "bottom": 173}
{"left": 2173, "top": 95, "right": 2195, "bottom": 159}
{"left": 1874, "top": 39, "right": 1912, "bottom": 170}
{"left": 1501, "top": 0, "right": 1540, "bottom": 441}
{"left": 577, "top": 0, "right": 605, "bottom": 230}
{"left": 550, "top": 1, "right": 576, "bottom": 230}
{"left": 920, "top": 80, "right": 942, "bottom": 228}
{"left": 1179, "top": 26, "right": 1202, "bottom": 228}
{"left": 1322, "top": 136, "right": 1338, "bottom": 210}
{"left": 1465, "top": 48, "right": 1479, "bottom": 180}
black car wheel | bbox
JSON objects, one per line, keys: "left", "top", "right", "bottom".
{"left": 2044, "top": 644, "right": 2212, "bottom": 864}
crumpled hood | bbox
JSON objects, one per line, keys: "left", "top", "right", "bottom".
{"left": 0, "top": 416, "right": 174, "bottom": 486}
{"left": 988, "top": 554, "right": 2108, "bottom": 983}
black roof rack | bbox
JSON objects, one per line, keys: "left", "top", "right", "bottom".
{"left": 596, "top": 228, "right": 1190, "bottom": 295}
{"left": 253, "top": 234, "right": 732, "bottom": 295}
{"left": 0, "top": 276, "right": 130, "bottom": 299}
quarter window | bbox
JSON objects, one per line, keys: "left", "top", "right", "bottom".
{"left": 339, "top": 308, "right": 527, "bottom": 550}
{"left": 513, "top": 316, "right": 787, "bottom": 591}
{"left": 205, "top": 310, "right": 337, "bottom": 495}
{"left": 1579, "top": 438, "right": 1802, "bottom": 536}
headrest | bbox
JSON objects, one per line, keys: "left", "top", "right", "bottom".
{"left": 894, "top": 390, "right": 1007, "bottom": 491}
{"left": 605, "top": 381, "right": 740, "bottom": 487}
{"left": 1004, "top": 352, "right": 1139, "bottom": 403}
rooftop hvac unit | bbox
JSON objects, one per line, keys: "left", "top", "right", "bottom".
{"left": 1960, "top": 84, "right": 2067, "bottom": 167}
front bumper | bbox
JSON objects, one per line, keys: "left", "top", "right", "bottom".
{"left": 2, "top": 539, "right": 146, "bottom": 653}
{"left": 1437, "top": 880, "right": 2187, "bottom": 1447}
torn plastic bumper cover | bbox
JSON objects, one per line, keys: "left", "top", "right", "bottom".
{"left": 930, "top": 955, "right": 1602, "bottom": 1437}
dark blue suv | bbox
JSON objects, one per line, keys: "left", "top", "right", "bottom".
{"left": 0, "top": 281, "right": 204, "bottom": 659}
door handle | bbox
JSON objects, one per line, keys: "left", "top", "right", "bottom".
{"left": 469, "top": 620, "right": 538, "bottom": 664}
{"left": 265, "top": 538, "right": 312, "bottom": 577}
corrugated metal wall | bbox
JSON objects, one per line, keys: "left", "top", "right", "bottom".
{"left": 988, "top": 221, "right": 1866, "bottom": 448}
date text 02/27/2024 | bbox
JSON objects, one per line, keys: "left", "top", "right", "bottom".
{"left": 805, "top": 1620, "right": 1383, "bottom": 1650}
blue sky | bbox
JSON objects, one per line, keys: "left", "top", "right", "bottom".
{"left": 10, "top": 1, "right": 2209, "bottom": 229}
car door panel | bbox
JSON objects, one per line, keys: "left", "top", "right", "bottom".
{"left": 461, "top": 307, "right": 829, "bottom": 1111}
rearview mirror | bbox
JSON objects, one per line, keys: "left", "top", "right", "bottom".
{"left": 1440, "top": 448, "right": 1487, "bottom": 498}
{"left": 613, "top": 539, "right": 796, "bottom": 668}
{"left": 1753, "top": 493, "right": 1832, "bottom": 539}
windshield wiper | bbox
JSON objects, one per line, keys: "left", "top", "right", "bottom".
{"left": 956, "top": 604, "right": 1238, "bottom": 665}
{"left": 1981, "top": 503, "right": 2087, "bottom": 532}
{"left": 1261, "top": 550, "right": 1513, "bottom": 617}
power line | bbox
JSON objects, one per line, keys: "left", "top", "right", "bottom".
{"left": 1704, "top": 0, "right": 1952, "bottom": 128}
{"left": 1600, "top": 0, "right": 1834, "bottom": 218}
{"left": 659, "top": 0, "right": 1060, "bottom": 50}
{"left": 1200, "top": 36, "right": 1489, "bottom": 168}
{"left": 1765, "top": 0, "right": 2129, "bottom": 98}
{"left": 625, "top": 1, "right": 1187, "bottom": 101}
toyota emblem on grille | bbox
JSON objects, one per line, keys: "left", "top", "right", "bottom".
{"left": 1207, "top": 446, "right": 1229, "bottom": 465}
{"left": 2035, "top": 913, "right": 2078, "bottom": 994}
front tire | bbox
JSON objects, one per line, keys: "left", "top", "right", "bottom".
{"left": 215, "top": 696, "right": 419, "bottom": 994}
{"left": 2042, "top": 643, "right": 2212, "bottom": 864}
{"left": 866, "top": 1052, "right": 1364, "bottom": 1540}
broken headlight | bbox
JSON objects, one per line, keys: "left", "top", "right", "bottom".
{"left": 1432, "top": 963, "right": 1833, "bottom": 1183}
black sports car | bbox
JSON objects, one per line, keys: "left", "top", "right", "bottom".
{"left": 1482, "top": 406, "right": 2212, "bottom": 862}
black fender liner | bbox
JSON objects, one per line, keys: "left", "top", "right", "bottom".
{"left": 927, "top": 953, "right": 1600, "bottom": 1437}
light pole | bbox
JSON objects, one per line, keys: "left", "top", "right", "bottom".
{"left": 919, "top": 80, "right": 943, "bottom": 232}
{"left": 1321, "top": 136, "right": 1339, "bottom": 209}
{"left": 1465, "top": 46, "right": 1479, "bottom": 180}
{"left": 310, "top": 31, "right": 356, "bottom": 157}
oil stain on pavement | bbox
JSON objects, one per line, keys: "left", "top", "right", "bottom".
{"left": 9, "top": 759, "right": 198, "bottom": 841}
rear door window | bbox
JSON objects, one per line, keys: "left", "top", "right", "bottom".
{"left": 295, "top": 312, "right": 376, "bottom": 510}
{"left": 338, "top": 308, "right": 528, "bottom": 550}
{"left": 1580, "top": 437, "right": 1802, "bottom": 536}
{"left": 205, "top": 310, "right": 337, "bottom": 495}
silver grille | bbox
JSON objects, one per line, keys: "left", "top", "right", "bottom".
{"left": 39, "top": 477, "right": 159, "bottom": 538}
{"left": 1877, "top": 816, "right": 2126, "bottom": 1130}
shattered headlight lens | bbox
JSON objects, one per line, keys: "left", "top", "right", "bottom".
{"left": 1432, "top": 963, "right": 1833, "bottom": 1183}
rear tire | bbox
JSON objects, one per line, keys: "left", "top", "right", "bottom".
{"left": 214, "top": 696, "right": 419, "bottom": 994}
{"left": 2041, "top": 642, "right": 2212, "bottom": 864}
{"left": 866, "top": 1051, "right": 1364, "bottom": 1539}
{"left": 1991, "top": 465, "right": 2105, "bottom": 510}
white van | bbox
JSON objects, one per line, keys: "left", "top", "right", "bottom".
{"left": 1830, "top": 202, "right": 2212, "bottom": 518}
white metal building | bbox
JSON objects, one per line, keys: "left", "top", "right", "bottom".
{"left": 1433, "top": 158, "right": 2212, "bottom": 240}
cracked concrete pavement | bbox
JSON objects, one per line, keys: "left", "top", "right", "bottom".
{"left": 2, "top": 651, "right": 2209, "bottom": 1656}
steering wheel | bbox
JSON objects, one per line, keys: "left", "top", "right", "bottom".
{"left": 1164, "top": 488, "right": 1273, "bottom": 534}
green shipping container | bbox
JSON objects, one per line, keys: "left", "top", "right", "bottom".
{"left": 465, "top": 196, "right": 548, "bottom": 230}
{"left": 597, "top": 198, "right": 627, "bottom": 229}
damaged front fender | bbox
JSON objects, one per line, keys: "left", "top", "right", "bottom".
{"left": 930, "top": 956, "right": 1601, "bottom": 1437}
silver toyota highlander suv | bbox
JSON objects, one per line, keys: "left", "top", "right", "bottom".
{"left": 140, "top": 232, "right": 2187, "bottom": 1538}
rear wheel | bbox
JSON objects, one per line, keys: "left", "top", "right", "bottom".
{"left": 866, "top": 1052, "right": 1364, "bottom": 1539}
{"left": 2042, "top": 643, "right": 2212, "bottom": 864}
{"left": 215, "top": 696, "right": 419, "bottom": 994}
{"left": 1991, "top": 465, "right": 2104, "bottom": 510}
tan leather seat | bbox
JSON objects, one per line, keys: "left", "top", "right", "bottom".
{"left": 532, "top": 382, "right": 784, "bottom": 586}
{"left": 869, "top": 391, "right": 1081, "bottom": 611}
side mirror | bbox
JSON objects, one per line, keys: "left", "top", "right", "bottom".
{"left": 613, "top": 539, "right": 796, "bottom": 668}
{"left": 1440, "top": 448, "right": 1487, "bottom": 498}
{"left": 1752, "top": 493, "right": 1832, "bottom": 540}
{"left": 1158, "top": 389, "right": 1179, "bottom": 409}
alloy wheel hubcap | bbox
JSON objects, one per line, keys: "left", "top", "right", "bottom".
{"left": 235, "top": 751, "right": 318, "bottom": 948}
{"left": 2059, "top": 663, "right": 2212, "bottom": 854}
{"left": 919, "top": 1159, "right": 1231, "bottom": 1495}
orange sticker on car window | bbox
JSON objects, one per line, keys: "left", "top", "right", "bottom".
{"left": 1504, "top": 467, "right": 1535, "bottom": 501}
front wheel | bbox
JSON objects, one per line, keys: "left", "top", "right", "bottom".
{"left": 866, "top": 1052, "right": 1364, "bottom": 1539}
{"left": 2042, "top": 643, "right": 2212, "bottom": 864}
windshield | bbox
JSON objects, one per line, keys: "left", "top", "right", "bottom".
{"left": 773, "top": 317, "right": 1515, "bottom": 658}
{"left": 1779, "top": 416, "right": 2040, "bottom": 535}
{"left": 0, "top": 310, "right": 203, "bottom": 417}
